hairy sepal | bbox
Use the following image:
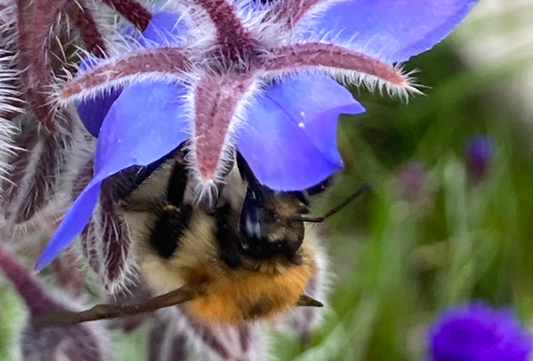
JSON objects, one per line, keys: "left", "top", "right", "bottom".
{"left": 78, "top": 171, "right": 136, "bottom": 294}
{"left": 190, "top": 73, "right": 262, "bottom": 188}
{"left": 57, "top": 46, "right": 192, "bottom": 105}
{"left": 263, "top": 42, "right": 420, "bottom": 99}
{"left": 0, "top": 113, "right": 90, "bottom": 227}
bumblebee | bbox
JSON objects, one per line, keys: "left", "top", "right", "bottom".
{"left": 36, "top": 146, "right": 368, "bottom": 327}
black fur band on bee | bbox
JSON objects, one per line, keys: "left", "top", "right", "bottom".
{"left": 148, "top": 156, "right": 193, "bottom": 259}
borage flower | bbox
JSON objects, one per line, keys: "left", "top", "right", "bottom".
{"left": 428, "top": 302, "right": 532, "bottom": 361}
{"left": 36, "top": 0, "right": 480, "bottom": 268}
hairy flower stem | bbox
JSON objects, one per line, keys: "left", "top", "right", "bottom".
{"left": 16, "top": 0, "right": 153, "bottom": 131}
{"left": 269, "top": 0, "right": 327, "bottom": 29}
{"left": 66, "top": 2, "right": 106, "bottom": 58}
{"left": 59, "top": 47, "right": 190, "bottom": 100}
{"left": 193, "top": 0, "right": 262, "bottom": 61}
{"left": 101, "top": 0, "right": 152, "bottom": 31}
{"left": 265, "top": 43, "right": 409, "bottom": 88}
{"left": 17, "top": 0, "right": 70, "bottom": 131}
{"left": 0, "top": 246, "right": 61, "bottom": 317}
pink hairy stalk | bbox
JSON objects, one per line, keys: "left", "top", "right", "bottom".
{"left": 102, "top": 0, "right": 152, "bottom": 31}
{"left": 66, "top": 2, "right": 107, "bottom": 58}
{"left": 268, "top": 0, "right": 327, "bottom": 30}
{"left": 59, "top": 47, "right": 191, "bottom": 100}
{"left": 264, "top": 43, "right": 411, "bottom": 90}
{"left": 194, "top": 74, "right": 254, "bottom": 182}
{"left": 17, "top": 0, "right": 70, "bottom": 131}
{"left": 204, "top": 0, "right": 259, "bottom": 56}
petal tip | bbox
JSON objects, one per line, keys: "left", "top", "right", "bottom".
{"left": 35, "top": 253, "right": 52, "bottom": 272}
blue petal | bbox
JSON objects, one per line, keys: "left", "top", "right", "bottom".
{"left": 236, "top": 74, "right": 364, "bottom": 191}
{"left": 36, "top": 81, "right": 190, "bottom": 270}
{"left": 297, "top": 0, "right": 479, "bottom": 62}
{"left": 141, "top": 11, "right": 188, "bottom": 46}
{"left": 77, "top": 88, "right": 121, "bottom": 137}
{"left": 76, "top": 11, "right": 186, "bottom": 137}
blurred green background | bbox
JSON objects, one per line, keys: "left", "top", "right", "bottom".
{"left": 2, "top": 1, "right": 533, "bottom": 360}
{"left": 274, "top": 2, "right": 533, "bottom": 360}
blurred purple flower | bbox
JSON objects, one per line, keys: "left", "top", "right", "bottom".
{"left": 397, "top": 161, "right": 428, "bottom": 200}
{"left": 465, "top": 135, "right": 495, "bottom": 184}
{"left": 428, "top": 302, "right": 532, "bottom": 361}
{"left": 34, "top": 0, "right": 480, "bottom": 269}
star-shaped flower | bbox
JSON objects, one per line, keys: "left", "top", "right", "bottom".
{"left": 36, "top": 0, "right": 480, "bottom": 268}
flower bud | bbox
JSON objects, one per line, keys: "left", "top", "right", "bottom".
{"left": 396, "top": 161, "right": 428, "bottom": 200}
{"left": 465, "top": 136, "right": 494, "bottom": 184}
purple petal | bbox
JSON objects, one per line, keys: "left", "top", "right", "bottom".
{"left": 297, "top": 0, "right": 479, "bottom": 63}
{"left": 430, "top": 302, "right": 532, "bottom": 361}
{"left": 77, "top": 89, "right": 121, "bottom": 138}
{"left": 237, "top": 73, "right": 363, "bottom": 191}
{"left": 140, "top": 11, "right": 188, "bottom": 47}
{"left": 465, "top": 135, "right": 494, "bottom": 183}
{"left": 36, "top": 81, "right": 190, "bottom": 270}
{"left": 76, "top": 11, "right": 186, "bottom": 138}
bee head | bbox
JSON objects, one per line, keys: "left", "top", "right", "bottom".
{"left": 238, "top": 185, "right": 307, "bottom": 264}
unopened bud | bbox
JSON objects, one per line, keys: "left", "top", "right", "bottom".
{"left": 465, "top": 136, "right": 494, "bottom": 184}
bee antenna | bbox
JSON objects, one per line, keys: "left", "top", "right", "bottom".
{"left": 291, "top": 183, "right": 372, "bottom": 223}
